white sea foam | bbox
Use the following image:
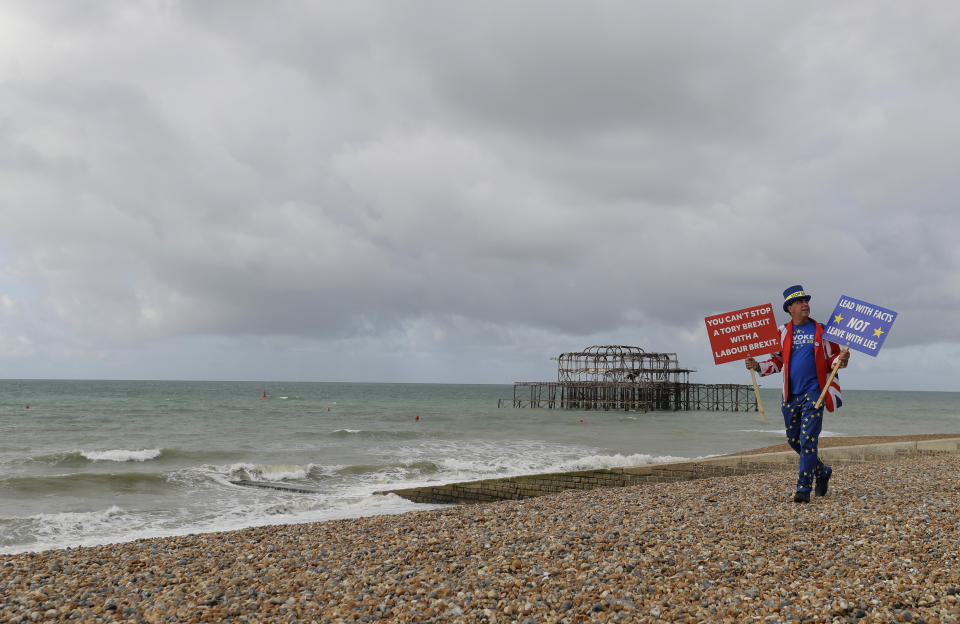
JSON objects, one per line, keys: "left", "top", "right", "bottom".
{"left": 5, "top": 506, "right": 130, "bottom": 553}
{"left": 547, "top": 453, "right": 694, "bottom": 472}
{"left": 429, "top": 449, "right": 694, "bottom": 483}
{"left": 191, "top": 490, "right": 434, "bottom": 536}
{"left": 410, "top": 440, "right": 573, "bottom": 476}
{"left": 1, "top": 495, "right": 433, "bottom": 555}
{"left": 81, "top": 449, "right": 162, "bottom": 462}
{"left": 260, "top": 465, "right": 309, "bottom": 480}
{"left": 343, "top": 449, "right": 704, "bottom": 504}
{"left": 33, "top": 505, "right": 126, "bottom": 530}
{"left": 224, "top": 462, "right": 335, "bottom": 482}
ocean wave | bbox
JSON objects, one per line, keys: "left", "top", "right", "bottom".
{"left": 216, "top": 459, "right": 444, "bottom": 487}
{"left": 379, "top": 439, "right": 592, "bottom": 482}
{"left": 737, "top": 429, "right": 849, "bottom": 437}
{"left": 0, "top": 506, "right": 129, "bottom": 554}
{"left": 32, "top": 505, "right": 127, "bottom": 531}
{"left": 222, "top": 463, "right": 338, "bottom": 482}
{"left": 81, "top": 448, "right": 162, "bottom": 462}
{"left": 9, "top": 449, "right": 162, "bottom": 467}
{"left": 1, "top": 471, "right": 175, "bottom": 495}
{"left": 9, "top": 447, "right": 250, "bottom": 468}
{"left": 326, "top": 429, "right": 430, "bottom": 440}
{"left": 736, "top": 429, "right": 787, "bottom": 435}
{"left": 264, "top": 499, "right": 329, "bottom": 515}
{"left": 450, "top": 453, "right": 690, "bottom": 474}
{"left": 434, "top": 452, "right": 693, "bottom": 477}
{"left": 261, "top": 493, "right": 428, "bottom": 519}
{"left": 335, "top": 460, "right": 441, "bottom": 477}
{"left": 8, "top": 450, "right": 90, "bottom": 467}
{"left": 0, "top": 493, "right": 431, "bottom": 555}
{"left": 549, "top": 453, "right": 694, "bottom": 471}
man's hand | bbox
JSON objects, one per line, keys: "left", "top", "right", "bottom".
{"left": 744, "top": 357, "right": 759, "bottom": 372}
{"left": 836, "top": 350, "right": 850, "bottom": 368}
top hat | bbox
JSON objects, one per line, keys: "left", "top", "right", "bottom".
{"left": 782, "top": 285, "right": 811, "bottom": 312}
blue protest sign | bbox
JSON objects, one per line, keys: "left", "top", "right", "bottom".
{"left": 822, "top": 295, "right": 897, "bottom": 357}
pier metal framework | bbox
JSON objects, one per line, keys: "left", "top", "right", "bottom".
{"left": 498, "top": 345, "right": 756, "bottom": 412}
{"left": 555, "top": 345, "right": 693, "bottom": 385}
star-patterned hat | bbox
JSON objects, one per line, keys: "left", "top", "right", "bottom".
{"left": 782, "top": 285, "right": 811, "bottom": 312}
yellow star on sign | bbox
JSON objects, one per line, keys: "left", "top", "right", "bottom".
{"left": 873, "top": 327, "right": 885, "bottom": 338}
{"left": 833, "top": 313, "right": 844, "bottom": 324}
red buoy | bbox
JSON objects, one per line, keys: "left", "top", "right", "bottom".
{"left": 262, "top": 391, "right": 267, "bottom": 398}
{"left": 415, "top": 414, "right": 419, "bottom": 421}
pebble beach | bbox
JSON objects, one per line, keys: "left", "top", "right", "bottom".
{"left": 3, "top": 450, "right": 960, "bottom": 623}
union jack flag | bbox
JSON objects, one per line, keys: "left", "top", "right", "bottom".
{"left": 757, "top": 320, "right": 844, "bottom": 412}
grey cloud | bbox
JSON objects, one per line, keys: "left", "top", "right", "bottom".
{"left": 1, "top": 1, "right": 959, "bottom": 385}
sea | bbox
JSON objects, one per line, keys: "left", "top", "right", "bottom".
{"left": 2, "top": 380, "right": 958, "bottom": 554}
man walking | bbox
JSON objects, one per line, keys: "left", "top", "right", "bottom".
{"left": 744, "top": 285, "right": 850, "bottom": 503}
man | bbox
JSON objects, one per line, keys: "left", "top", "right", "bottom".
{"left": 744, "top": 285, "right": 850, "bottom": 503}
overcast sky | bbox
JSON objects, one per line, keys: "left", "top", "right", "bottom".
{"left": 1, "top": 1, "right": 959, "bottom": 390}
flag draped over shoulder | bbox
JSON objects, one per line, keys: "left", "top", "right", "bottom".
{"left": 757, "top": 320, "right": 843, "bottom": 412}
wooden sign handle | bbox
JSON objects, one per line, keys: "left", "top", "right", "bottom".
{"left": 749, "top": 368, "right": 765, "bottom": 421}
{"left": 814, "top": 346, "right": 849, "bottom": 409}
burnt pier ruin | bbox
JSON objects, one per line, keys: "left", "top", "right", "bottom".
{"left": 500, "top": 345, "right": 756, "bottom": 412}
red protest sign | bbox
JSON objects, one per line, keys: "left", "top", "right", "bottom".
{"left": 705, "top": 303, "right": 779, "bottom": 365}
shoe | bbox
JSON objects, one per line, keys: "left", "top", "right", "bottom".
{"left": 815, "top": 467, "right": 832, "bottom": 497}
{"left": 793, "top": 491, "right": 810, "bottom": 503}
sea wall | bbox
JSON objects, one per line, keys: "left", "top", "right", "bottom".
{"left": 382, "top": 437, "right": 960, "bottom": 504}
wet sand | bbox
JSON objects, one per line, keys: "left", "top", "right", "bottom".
{"left": 2, "top": 437, "right": 960, "bottom": 622}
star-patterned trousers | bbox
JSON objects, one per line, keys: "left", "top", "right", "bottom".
{"left": 781, "top": 393, "right": 830, "bottom": 493}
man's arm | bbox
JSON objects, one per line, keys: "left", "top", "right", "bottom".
{"left": 744, "top": 354, "right": 782, "bottom": 376}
